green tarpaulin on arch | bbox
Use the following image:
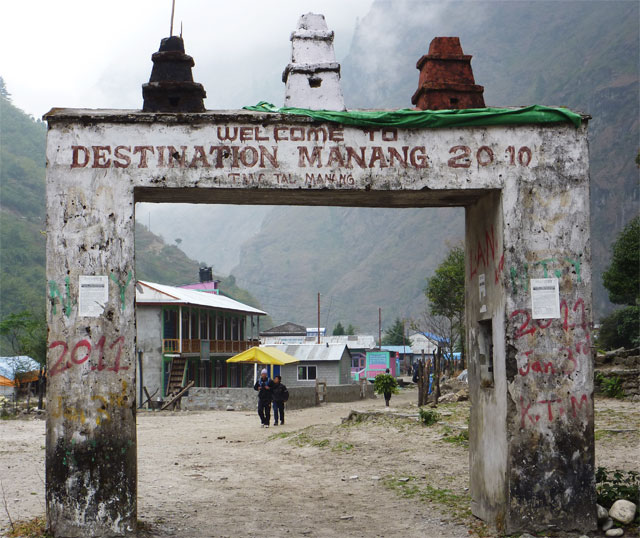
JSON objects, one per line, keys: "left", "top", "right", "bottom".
{"left": 242, "top": 101, "right": 582, "bottom": 129}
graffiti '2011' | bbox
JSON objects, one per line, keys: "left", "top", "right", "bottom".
{"left": 49, "top": 336, "right": 128, "bottom": 377}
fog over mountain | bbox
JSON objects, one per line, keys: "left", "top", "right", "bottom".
{"left": 139, "top": 0, "right": 638, "bottom": 334}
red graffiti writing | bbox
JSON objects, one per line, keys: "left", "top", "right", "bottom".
{"left": 520, "top": 393, "right": 589, "bottom": 428}
{"left": 49, "top": 336, "right": 127, "bottom": 377}
{"left": 510, "top": 299, "right": 590, "bottom": 355}
{"left": 494, "top": 253, "right": 505, "bottom": 284}
{"left": 469, "top": 226, "right": 497, "bottom": 280}
{"left": 518, "top": 347, "right": 578, "bottom": 377}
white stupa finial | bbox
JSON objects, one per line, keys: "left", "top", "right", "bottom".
{"left": 282, "top": 13, "right": 346, "bottom": 110}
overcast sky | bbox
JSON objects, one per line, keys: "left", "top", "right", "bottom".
{"left": 1, "top": 0, "right": 373, "bottom": 119}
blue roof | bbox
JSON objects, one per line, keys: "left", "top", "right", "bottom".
{"left": 419, "top": 332, "right": 449, "bottom": 344}
{"left": 0, "top": 356, "right": 41, "bottom": 381}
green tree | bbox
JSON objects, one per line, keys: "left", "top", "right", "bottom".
{"left": 0, "top": 310, "right": 47, "bottom": 407}
{"left": 599, "top": 216, "right": 639, "bottom": 350}
{"left": 381, "top": 317, "right": 406, "bottom": 345}
{"left": 0, "top": 76, "right": 9, "bottom": 99}
{"left": 602, "top": 216, "right": 639, "bottom": 306}
{"left": 346, "top": 324, "right": 356, "bottom": 335}
{"left": 0, "top": 310, "right": 46, "bottom": 366}
{"left": 421, "top": 245, "right": 465, "bottom": 368}
{"left": 332, "top": 322, "right": 345, "bottom": 335}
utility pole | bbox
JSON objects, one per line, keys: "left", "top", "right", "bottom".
{"left": 317, "top": 292, "right": 321, "bottom": 344}
{"left": 378, "top": 307, "right": 382, "bottom": 349}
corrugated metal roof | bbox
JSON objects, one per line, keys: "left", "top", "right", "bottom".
{"left": 260, "top": 334, "right": 376, "bottom": 349}
{"left": 263, "top": 344, "right": 350, "bottom": 362}
{"left": 260, "top": 321, "right": 307, "bottom": 336}
{"left": 136, "top": 281, "right": 267, "bottom": 315}
{"left": 322, "top": 335, "right": 377, "bottom": 349}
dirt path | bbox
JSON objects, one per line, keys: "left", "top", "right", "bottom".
{"left": 1, "top": 389, "right": 638, "bottom": 537}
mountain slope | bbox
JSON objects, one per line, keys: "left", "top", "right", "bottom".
{"left": 231, "top": 0, "right": 638, "bottom": 331}
{"left": 0, "top": 86, "right": 263, "bottom": 326}
{"left": 340, "top": 0, "right": 639, "bottom": 315}
{"left": 0, "top": 84, "right": 47, "bottom": 320}
{"left": 233, "top": 206, "right": 463, "bottom": 332}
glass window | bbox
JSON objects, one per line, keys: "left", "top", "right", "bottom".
{"left": 216, "top": 315, "right": 223, "bottom": 340}
{"left": 163, "top": 309, "right": 177, "bottom": 339}
{"left": 190, "top": 310, "right": 198, "bottom": 339}
{"left": 225, "top": 315, "right": 231, "bottom": 340}
{"left": 208, "top": 313, "right": 215, "bottom": 341}
{"left": 200, "top": 310, "right": 208, "bottom": 340}
{"left": 231, "top": 317, "right": 238, "bottom": 340}
{"left": 181, "top": 308, "right": 189, "bottom": 339}
{"left": 297, "top": 365, "right": 317, "bottom": 381}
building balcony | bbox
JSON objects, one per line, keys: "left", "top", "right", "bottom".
{"left": 162, "top": 338, "right": 260, "bottom": 354}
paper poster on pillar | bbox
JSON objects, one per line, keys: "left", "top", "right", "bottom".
{"left": 530, "top": 277, "right": 560, "bottom": 319}
{"left": 78, "top": 275, "right": 108, "bottom": 317}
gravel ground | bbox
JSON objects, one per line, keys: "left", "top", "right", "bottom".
{"left": 0, "top": 388, "right": 637, "bottom": 537}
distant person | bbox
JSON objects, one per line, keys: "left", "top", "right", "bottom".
{"left": 384, "top": 368, "right": 392, "bottom": 407}
{"left": 254, "top": 369, "right": 274, "bottom": 428}
{"left": 271, "top": 375, "right": 289, "bottom": 426}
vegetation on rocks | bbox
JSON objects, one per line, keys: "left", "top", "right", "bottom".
{"left": 596, "top": 467, "right": 640, "bottom": 517}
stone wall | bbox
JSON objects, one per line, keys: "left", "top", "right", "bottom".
{"left": 180, "top": 383, "right": 374, "bottom": 411}
{"left": 594, "top": 348, "right": 640, "bottom": 399}
{"left": 327, "top": 382, "right": 375, "bottom": 402}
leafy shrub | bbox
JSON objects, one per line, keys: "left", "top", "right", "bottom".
{"left": 373, "top": 373, "right": 399, "bottom": 396}
{"left": 419, "top": 408, "right": 440, "bottom": 426}
{"left": 598, "top": 305, "right": 640, "bottom": 350}
{"left": 442, "top": 425, "right": 469, "bottom": 445}
{"left": 596, "top": 373, "right": 625, "bottom": 399}
{"left": 596, "top": 467, "right": 640, "bottom": 520}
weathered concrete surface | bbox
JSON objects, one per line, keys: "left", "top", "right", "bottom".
{"left": 45, "top": 135, "right": 136, "bottom": 536}
{"left": 466, "top": 123, "right": 595, "bottom": 532}
{"left": 467, "top": 191, "right": 508, "bottom": 526}
{"left": 283, "top": 13, "right": 345, "bottom": 110}
{"left": 44, "top": 106, "right": 592, "bottom": 536}
{"left": 44, "top": 109, "right": 587, "bottom": 208}
{"left": 135, "top": 306, "right": 163, "bottom": 401}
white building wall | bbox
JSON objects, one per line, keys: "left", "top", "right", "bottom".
{"left": 136, "top": 306, "right": 163, "bottom": 400}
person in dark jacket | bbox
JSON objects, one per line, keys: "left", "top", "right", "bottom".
{"left": 271, "top": 375, "right": 289, "bottom": 426}
{"left": 254, "top": 369, "right": 274, "bottom": 427}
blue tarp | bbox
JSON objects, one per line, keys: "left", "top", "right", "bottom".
{"left": 0, "top": 356, "right": 40, "bottom": 381}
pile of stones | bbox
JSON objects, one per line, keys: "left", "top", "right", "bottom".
{"left": 597, "top": 499, "right": 637, "bottom": 536}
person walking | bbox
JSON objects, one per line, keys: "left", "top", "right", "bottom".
{"left": 254, "top": 368, "right": 274, "bottom": 428}
{"left": 383, "top": 368, "right": 392, "bottom": 407}
{"left": 271, "top": 375, "right": 289, "bottom": 426}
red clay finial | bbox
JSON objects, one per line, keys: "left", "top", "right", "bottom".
{"left": 411, "top": 37, "right": 485, "bottom": 110}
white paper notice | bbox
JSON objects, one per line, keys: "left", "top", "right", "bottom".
{"left": 530, "top": 278, "right": 560, "bottom": 319}
{"left": 79, "top": 276, "right": 108, "bottom": 317}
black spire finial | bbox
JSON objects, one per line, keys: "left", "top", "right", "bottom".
{"left": 142, "top": 36, "right": 206, "bottom": 112}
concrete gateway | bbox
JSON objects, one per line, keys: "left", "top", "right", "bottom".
{"left": 44, "top": 13, "right": 595, "bottom": 537}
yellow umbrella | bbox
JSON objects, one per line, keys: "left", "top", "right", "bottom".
{"left": 226, "top": 346, "right": 299, "bottom": 365}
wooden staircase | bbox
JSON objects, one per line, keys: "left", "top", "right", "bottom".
{"left": 166, "top": 357, "right": 187, "bottom": 396}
